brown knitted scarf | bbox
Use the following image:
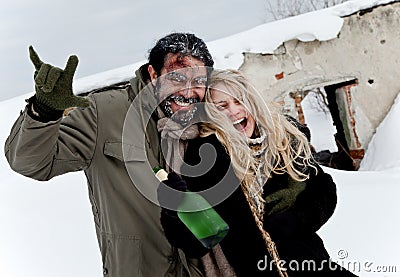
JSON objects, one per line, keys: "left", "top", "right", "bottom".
{"left": 157, "top": 114, "right": 199, "bottom": 174}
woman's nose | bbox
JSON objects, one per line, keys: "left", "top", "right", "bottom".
{"left": 228, "top": 104, "right": 241, "bottom": 117}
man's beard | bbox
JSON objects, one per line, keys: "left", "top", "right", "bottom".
{"left": 155, "top": 80, "right": 199, "bottom": 126}
{"left": 160, "top": 95, "right": 198, "bottom": 126}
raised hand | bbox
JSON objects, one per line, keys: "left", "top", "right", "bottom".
{"left": 29, "top": 46, "right": 89, "bottom": 111}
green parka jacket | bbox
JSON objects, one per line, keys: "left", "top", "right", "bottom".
{"left": 4, "top": 65, "right": 204, "bottom": 277}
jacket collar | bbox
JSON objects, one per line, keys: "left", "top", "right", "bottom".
{"left": 128, "top": 63, "right": 158, "bottom": 113}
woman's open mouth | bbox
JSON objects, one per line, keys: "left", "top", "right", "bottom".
{"left": 232, "top": 117, "right": 248, "bottom": 131}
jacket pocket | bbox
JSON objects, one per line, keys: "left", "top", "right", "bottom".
{"left": 102, "top": 232, "right": 142, "bottom": 277}
{"left": 103, "top": 141, "right": 146, "bottom": 162}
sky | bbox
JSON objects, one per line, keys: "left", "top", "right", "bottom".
{"left": 1, "top": 0, "right": 399, "bottom": 276}
{"left": 0, "top": 0, "right": 268, "bottom": 101}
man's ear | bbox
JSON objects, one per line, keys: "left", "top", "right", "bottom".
{"left": 148, "top": 65, "right": 157, "bottom": 86}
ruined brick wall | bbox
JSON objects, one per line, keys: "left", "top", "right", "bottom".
{"left": 239, "top": 2, "right": 400, "bottom": 151}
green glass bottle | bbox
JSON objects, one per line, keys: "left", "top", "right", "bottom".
{"left": 154, "top": 166, "right": 229, "bottom": 249}
{"left": 177, "top": 191, "right": 229, "bottom": 249}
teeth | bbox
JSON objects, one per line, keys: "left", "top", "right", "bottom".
{"left": 175, "top": 100, "right": 190, "bottom": 107}
{"left": 233, "top": 118, "right": 244, "bottom": 125}
{"left": 170, "top": 95, "right": 198, "bottom": 107}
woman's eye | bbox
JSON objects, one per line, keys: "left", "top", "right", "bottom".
{"left": 216, "top": 105, "right": 226, "bottom": 110}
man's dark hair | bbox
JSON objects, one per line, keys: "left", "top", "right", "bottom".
{"left": 148, "top": 33, "right": 214, "bottom": 75}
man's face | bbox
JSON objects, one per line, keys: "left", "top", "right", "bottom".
{"left": 150, "top": 53, "right": 207, "bottom": 124}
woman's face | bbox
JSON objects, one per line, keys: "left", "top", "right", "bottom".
{"left": 210, "top": 82, "right": 255, "bottom": 138}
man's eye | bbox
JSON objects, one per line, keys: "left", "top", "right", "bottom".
{"left": 167, "top": 72, "right": 187, "bottom": 83}
{"left": 193, "top": 77, "right": 207, "bottom": 86}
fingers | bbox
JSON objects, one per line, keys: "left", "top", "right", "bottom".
{"left": 167, "top": 172, "right": 182, "bottom": 181}
{"left": 34, "top": 64, "right": 62, "bottom": 93}
{"left": 163, "top": 172, "right": 187, "bottom": 191}
{"left": 29, "top": 47, "right": 78, "bottom": 88}
{"left": 42, "top": 67, "right": 62, "bottom": 93}
{"left": 64, "top": 55, "right": 79, "bottom": 78}
{"left": 29, "top": 46, "right": 78, "bottom": 78}
{"left": 29, "top": 45, "right": 43, "bottom": 71}
{"left": 265, "top": 194, "right": 281, "bottom": 204}
{"left": 34, "top": 63, "right": 51, "bottom": 88}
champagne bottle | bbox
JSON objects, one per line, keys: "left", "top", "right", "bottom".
{"left": 154, "top": 166, "right": 229, "bottom": 249}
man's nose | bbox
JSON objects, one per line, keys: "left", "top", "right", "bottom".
{"left": 181, "top": 82, "right": 195, "bottom": 98}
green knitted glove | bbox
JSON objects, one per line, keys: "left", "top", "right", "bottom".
{"left": 265, "top": 178, "right": 307, "bottom": 216}
{"left": 29, "top": 46, "right": 89, "bottom": 112}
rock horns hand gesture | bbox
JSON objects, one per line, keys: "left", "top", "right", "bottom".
{"left": 29, "top": 46, "right": 89, "bottom": 111}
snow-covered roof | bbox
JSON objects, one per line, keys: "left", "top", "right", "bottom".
{"left": 72, "top": 0, "right": 398, "bottom": 95}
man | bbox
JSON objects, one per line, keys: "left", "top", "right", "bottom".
{"left": 4, "top": 33, "right": 213, "bottom": 277}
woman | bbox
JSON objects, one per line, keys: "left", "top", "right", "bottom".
{"left": 160, "top": 70, "right": 356, "bottom": 277}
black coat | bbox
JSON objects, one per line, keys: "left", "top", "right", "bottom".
{"left": 162, "top": 134, "right": 357, "bottom": 277}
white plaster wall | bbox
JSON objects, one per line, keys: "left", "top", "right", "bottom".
{"left": 239, "top": 3, "right": 400, "bottom": 149}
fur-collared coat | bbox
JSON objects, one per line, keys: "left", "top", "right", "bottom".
{"left": 162, "top": 134, "right": 357, "bottom": 277}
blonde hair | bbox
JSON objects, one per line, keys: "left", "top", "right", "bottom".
{"left": 200, "top": 70, "right": 315, "bottom": 277}
{"left": 201, "top": 69, "right": 315, "bottom": 185}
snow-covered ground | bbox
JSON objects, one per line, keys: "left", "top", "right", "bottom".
{"left": 1, "top": 0, "right": 399, "bottom": 276}
{"left": 303, "top": 92, "right": 400, "bottom": 276}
